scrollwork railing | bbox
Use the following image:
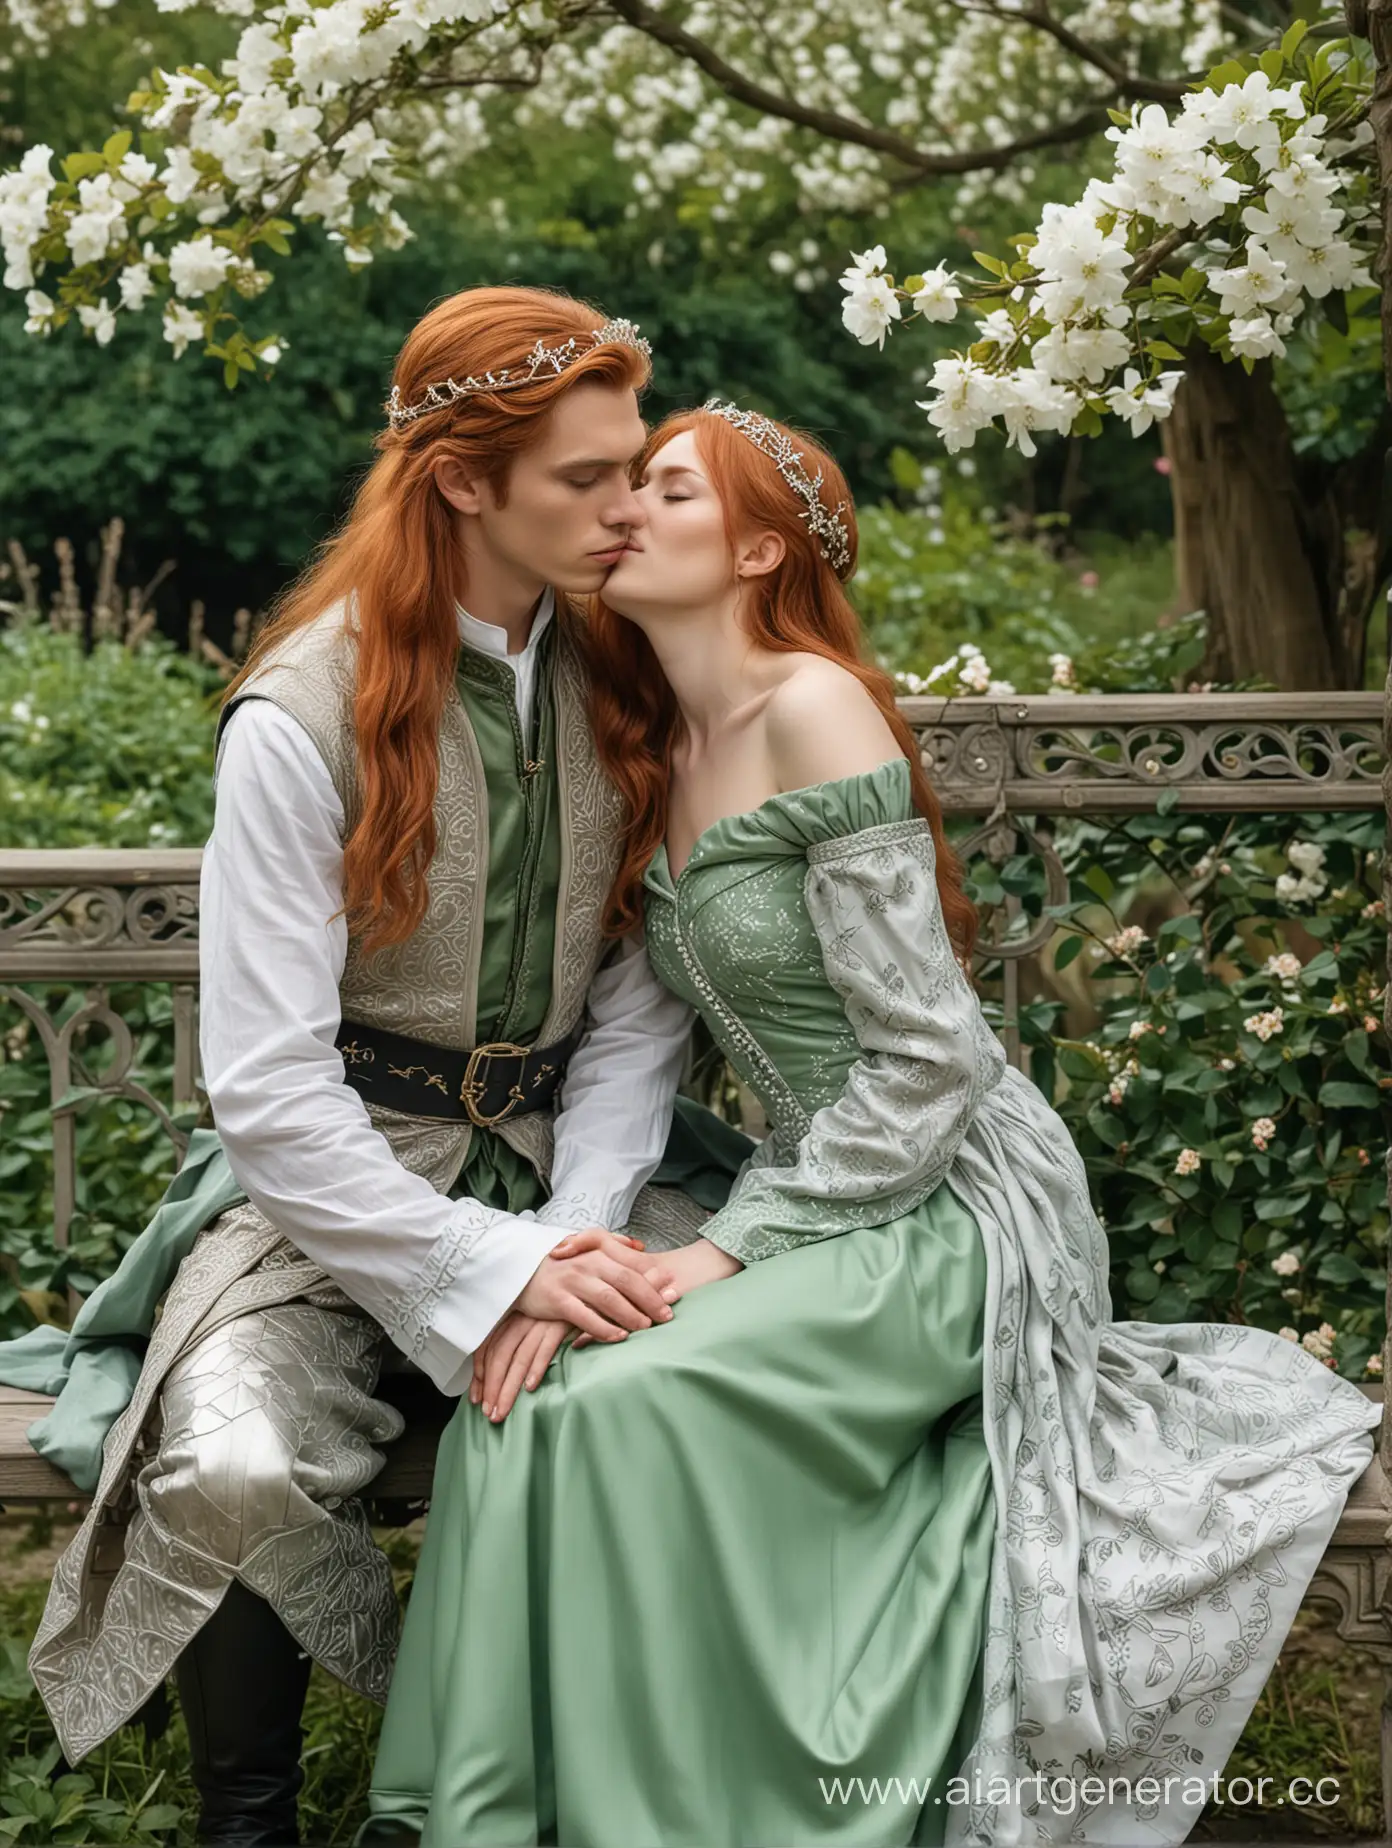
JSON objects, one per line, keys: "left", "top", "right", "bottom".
{"left": 1, "top": 693, "right": 1382, "bottom": 1265}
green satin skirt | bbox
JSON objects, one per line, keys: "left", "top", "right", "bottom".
{"left": 365, "top": 1183, "right": 995, "bottom": 1848}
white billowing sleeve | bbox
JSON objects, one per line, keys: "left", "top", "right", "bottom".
{"left": 536, "top": 931, "right": 696, "bottom": 1234}
{"left": 199, "top": 698, "right": 571, "bottom": 1396}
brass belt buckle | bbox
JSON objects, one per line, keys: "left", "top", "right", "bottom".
{"left": 461, "top": 1041, "right": 531, "bottom": 1128}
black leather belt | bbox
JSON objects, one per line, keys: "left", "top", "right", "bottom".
{"left": 335, "top": 1017, "right": 582, "bottom": 1126}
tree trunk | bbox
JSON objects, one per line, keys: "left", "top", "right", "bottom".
{"left": 1161, "top": 344, "right": 1360, "bottom": 689}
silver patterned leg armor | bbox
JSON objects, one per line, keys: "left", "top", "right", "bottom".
{"left": 29, "top": 1205, "right": 406, "bottom": 1764}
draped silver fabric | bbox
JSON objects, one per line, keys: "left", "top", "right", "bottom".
{"left": 30, "top": 1206, "right": 405, "bottom": 1763}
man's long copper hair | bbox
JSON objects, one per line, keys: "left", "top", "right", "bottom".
{"left": 222, "top": 286, "right": 650, "bottom": 957}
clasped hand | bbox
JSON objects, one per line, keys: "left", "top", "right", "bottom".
{"left": 469, "top": 1231, "right": 742, "bottom": 1423}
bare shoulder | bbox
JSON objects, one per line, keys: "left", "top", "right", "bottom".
{"left": 764, "top": 656, "right": 902, "bottom": 790}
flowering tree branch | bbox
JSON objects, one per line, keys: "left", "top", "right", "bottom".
{"left": 836, "top": 25, "right": 1376, "bottom": 458}
{"left": 992, "top": 2, "right": 1193, "bottom": 103}
{"left": 608, "top": 0, "right": 1124, "bottom": 175}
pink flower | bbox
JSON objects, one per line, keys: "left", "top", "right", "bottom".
{"left": 1079, "top": 570, "right": 1100, "bottom": 589}
{"left": 1153, "top": 456, "right": 1172, "bottom": 476}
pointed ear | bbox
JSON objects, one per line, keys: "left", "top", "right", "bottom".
{"left": 434, "top": 455, "right": 487, "bottom": 517}
{"left": 735, "top": 529, "right": 786, "bottom": 580}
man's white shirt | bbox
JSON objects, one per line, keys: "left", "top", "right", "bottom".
{"left": 198, "top": 591, "right": 695, "bottom": 1395}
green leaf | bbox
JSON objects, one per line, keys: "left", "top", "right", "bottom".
{"left": 223, "top": 357, "right": 240, "bottom": 390}
{"left": 1144, "top": 341, "right": 1186, "bottom": 362}
{"left": 1213, "top": 1199, "right": 1243, "bottom": 1244}
{"left": 61, "top": 151, "right": 106, "bottom": 183}
{"left": 1107, "top": 107, "right": 1132, "bottom": 127}
{"left": 1318, "top": 1080, "right": 1380, "bottom": 1108}
{"left": 1072, "top": 403, "right": 1104, "bottom": 439}
{"left": 102, "top": 129, "right": 133, "bottom": 166}
{"left": 1254, "top": 1192, "right": 1313, "bottom": 1221}
{"left": 1155, "top": 788, "right": 1179, "bottom": 815}
{"left": 1158, "top": 913, "right": 1200, "bottom": 942}
{"left": 972, "top": 251, "right": 1008, "bottom": 278}
{"left": 1345, "top": 1030, "right": 1372, "bottom": 1075}
{"left": 1281, "top": 17, "right": 1311, "bottom": 58}
{"left": 1082, "top": 864, "right": 1114, "bottom": 903}
{"left": 1316, "top": 1251, "right": 1366, "bottom": 1285}
{"left": 135, "top": 1806, "right": 184, "bottom": 1831}
{"left": 1054, "top": 935, "right": 1084, "bottom": 972}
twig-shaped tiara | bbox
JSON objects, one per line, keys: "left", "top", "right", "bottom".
{"left": 385, "top": 317, "right": 652, "bottom": 431}
{"left": 701, "top": 398, "right": 852, "bottom": 574}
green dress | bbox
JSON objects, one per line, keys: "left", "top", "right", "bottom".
{"left": 367, "top": 760, "right": 1383, "bottom": 1847}
{"left": 365, "top": 762, "right": 999, "bottom": 1848}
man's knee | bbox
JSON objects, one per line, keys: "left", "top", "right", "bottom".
{"left": 142, "top": 1396, "right": 303, "bottom": 1569}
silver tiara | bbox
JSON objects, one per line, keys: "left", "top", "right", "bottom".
{"left": 702, "top": 398, "right": 851, "bottom": 573}
{"left": 385, "top": 317, "right": 652, "bottom": 431}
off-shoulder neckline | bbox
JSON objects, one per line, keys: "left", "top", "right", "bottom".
{"left": 653, "top": 755, "right": 912, "bottom": 887}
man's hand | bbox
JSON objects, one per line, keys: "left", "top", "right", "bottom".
{"left": 470, "top": 1311, "right": 573, "bottom": 1422}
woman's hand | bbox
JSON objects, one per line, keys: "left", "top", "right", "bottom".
{"left": 568, "top": 1238, "right": 744, "bottom": 1350}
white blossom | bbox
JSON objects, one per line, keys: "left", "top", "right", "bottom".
{"left": 118, "top": 262, "right": 156, "bottom": 311}
{"left": 911, "top": 264, "right": 960, "bottom": 322}
{"left": 1243, "top": 1006, "right": 1285, "bottom": 1041}
{"left": 1228, "top": 314, "right": 1286, "bottom": 360}
{"left": 162, "top": 300, "right": 206, "bottom": 358}
{"left": 76, "top": 295, "right": 117, "bottom": 345}
{"left": 22, "top": 288, "right": 55, "bottom": 333}
{"left": 840, "top": 272, "right": 902, "bottom": 348}
{"left": 1105, "top": 925, "right": 1148, "bottom": 958}
{"left": 168, "top": 235, "right": 236, "bottom": 298}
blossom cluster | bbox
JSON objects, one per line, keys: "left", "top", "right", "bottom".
{"left": 1276, "top": 837, "right": 1328, "bottom": 905}
{"left": 0, "top": 0, "right": 510, "bottom": 362}
{"left": 838, "top": 40, "right": 1375, "bottom": 455}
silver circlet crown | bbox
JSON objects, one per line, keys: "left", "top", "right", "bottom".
{"left": 701, "top": 398, "right": 852, "bottom": 574}
{"left": 385, "top": 317, "right": 652, "bottom": 431}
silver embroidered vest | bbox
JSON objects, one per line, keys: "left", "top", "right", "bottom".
{"left": 217, "top": 597, "right": 627, "bottom": 1198}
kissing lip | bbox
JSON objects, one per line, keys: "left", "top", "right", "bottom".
{"left": 589, "top": 544, "right": 630, "bottom": 564}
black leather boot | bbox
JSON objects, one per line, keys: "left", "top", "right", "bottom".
{"left": 175, "top": 1578, "right": 314, "bottom": 1847}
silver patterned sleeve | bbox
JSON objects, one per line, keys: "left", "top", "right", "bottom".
{"left": 700, "top": 817, "right": 1006, "bottom": 1264}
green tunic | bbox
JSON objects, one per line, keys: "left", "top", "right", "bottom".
{"left": 365, "top": 763, "right": 996, "bottom": 1848}
{"left": 447, "top": 630, "right": 562, "bottom": 1221}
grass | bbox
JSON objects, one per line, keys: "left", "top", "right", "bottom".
{"left": 0, "top": 1514, "right": 1385, "bottom": 1843}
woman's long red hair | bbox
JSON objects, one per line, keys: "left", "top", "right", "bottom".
{"left": 221, "top": 286, "right": 650, "bottom": 957}
{"left": 587, "top": 409, "right": 977, "bottom": 959}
